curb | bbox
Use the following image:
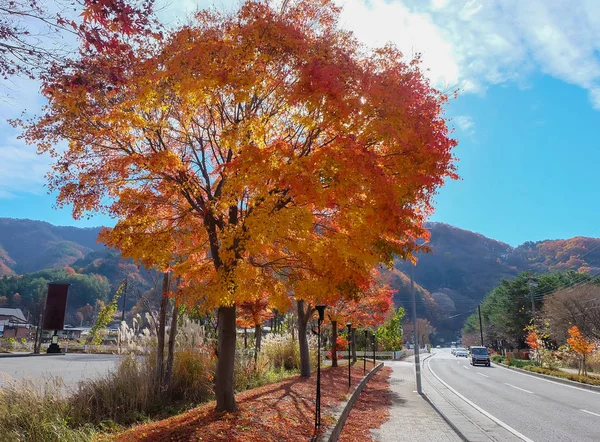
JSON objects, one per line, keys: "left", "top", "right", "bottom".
{"left": 419, "top": 353, "right": 468, "bottom": 442}
{"left": 0, "top": 352, "right": 66, "bottom": 358}
{"left": 493, "top": 362, "right": 600, "bottom": 392}
{"left": 317, "top": 362, "right": 384, "bottom": 442}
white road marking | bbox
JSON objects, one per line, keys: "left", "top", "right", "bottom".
{"left": 426, "top": 357, "right": 534, "bottom": 442}
{"left": 477, "top": 372, "right": 489, "bottom": 378}
{"left": 493, "top": 363, "right": 600, "bottom": 396}
{"left": 505, "top": 383, "right": 533, "bottom": 394}
{"left": 581, "top": 409, "right": 600, "bottom": 417}
{"left": 463, "top": 365, "right": 470, "bottom": 370}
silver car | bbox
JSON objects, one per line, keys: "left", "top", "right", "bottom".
{"left": 455, "top": 347, "right": 468, "bottom": 357}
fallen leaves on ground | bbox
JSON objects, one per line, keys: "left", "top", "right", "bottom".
{"left": 117, "top": 360, "right": 379, "bottom": 442}
{"left": 338, "top": 366, "right": 392, "bottom": 442}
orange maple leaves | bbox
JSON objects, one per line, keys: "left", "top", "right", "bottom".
{"left": 22, "top": 0, "right": 457, "bottom": 410}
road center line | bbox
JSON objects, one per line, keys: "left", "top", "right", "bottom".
{"left": 581, "top": 409, "right": 600, "bottom": 417}
{"left": 426, "top": 356, "right": 534, "bottom": 442}
{"left": 477, "top": 372, "right": 489, "bottom": 378}
{"left": 504, "top": 383, "right": 533, "bottom": 394}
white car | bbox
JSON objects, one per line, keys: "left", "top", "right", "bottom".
{"left": 451, "top": 347, "right": 457, "bottom": 355}
{"left": 455, "top": 347, "right": 468, "bottom": 357}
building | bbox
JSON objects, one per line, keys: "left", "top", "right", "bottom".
{"left": 0, "top": 308, "right": 31, "bottom": 338}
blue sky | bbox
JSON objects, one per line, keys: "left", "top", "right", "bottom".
{"left": 1, "top": 0, "right": 600, "bottom": 247}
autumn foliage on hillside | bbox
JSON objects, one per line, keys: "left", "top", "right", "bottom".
{"left": 22, "top": 0, "right": 457, "bottom": 410}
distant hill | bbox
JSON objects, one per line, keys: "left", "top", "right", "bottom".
{"left": 0, "top": 218, "right": 104, "bottom": 276}
{"left": 0, "top": 218, "right": 152, "bottom": 291}
{"left": 389, "top": 222, "right": 600, "bottom": 341}
{"left": 2, "top": 218, "right": 600, "bottom": 339}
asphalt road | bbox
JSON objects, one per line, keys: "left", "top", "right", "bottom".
{"left": 426, "top": 349, "right": 600, "bottom": 442}
{"left": 0, "top": 354, "right": 121, "bottom": 392}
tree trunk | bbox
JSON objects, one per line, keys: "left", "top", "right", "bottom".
{"left": 165, "top": 299, "right": 179, "bottom": 388}
{"left": 331, "top": 320, "right": 338, "bottom": 368}
{"left": 215, "top": 305, "right": 237, "bottom": 411}
{"left": 254, "top": 323, "right": 262, "bottom": 366}
{"left": 156, "top": 272, "right": 169, "bottom": 390}
{"left": 297, "top": 300, "right": 311, "bottom": 377}
{"left": 351, "top": 328, "right": 357, "bottom": 363}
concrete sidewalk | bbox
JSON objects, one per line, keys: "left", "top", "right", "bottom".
{"left": 372, "top": 357, "right": 462, "bottom": 442}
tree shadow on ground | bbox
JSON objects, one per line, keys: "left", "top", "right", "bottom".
{"left": 118, "top": 363, "right": 375, "bottom": 442}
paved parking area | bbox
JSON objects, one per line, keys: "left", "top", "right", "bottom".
{"left": 0, "top": 353, "right": 121, "bottom": 392}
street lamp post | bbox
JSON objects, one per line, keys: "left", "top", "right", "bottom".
{"left": 372, "top": 333, "right": 376, "bottom": 366}
{"left": 347, "top": 323, "right": 352, "bottom": 388}
{"left": 315, "top": 305, "right": 326, "bottom": 431}
{"left": 363, "top": 330, "right": 368, "bottom": 374}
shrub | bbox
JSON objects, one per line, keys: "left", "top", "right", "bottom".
{"left": 491, "top": 355, "right": 505, "bottom": 363}
{"left": 170, "top": 349, "right": 215, "bottom": 403}
{"left": 523, "top": 366, "right": 600, "bottom": 386}
{"left": 507, "top": 358, "right": 535, "bottom": 368}
{"left": 261, "top": 334, "right": 301, "bottom": 371}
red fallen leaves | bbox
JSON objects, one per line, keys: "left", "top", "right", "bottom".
{"left": 118, "top": 361, "right": 380, "bottom": 442}
{"left": 338, "top": 367, "right": 393, "bottom": 442}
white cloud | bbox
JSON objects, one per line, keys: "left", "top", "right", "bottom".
{"left": 336, "top": 0, "right": 600, "bottom": 106}
{"left": 4, "top": 0, "right": 600, "bottom": 197}
{"left": 453, "top": 116, "right": 475, "bottom": 136}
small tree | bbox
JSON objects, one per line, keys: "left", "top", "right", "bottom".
{"left": 524, "top": 321, "right": 547, "bottom": 366}
{"left": 87, "top": 282, "right": 124, "bottom": 345}
{"left": 376, "top": 307, "right": 405, "bottom": 351}
{"left": 567, "top": 325, "right": 595, "bottom": 376}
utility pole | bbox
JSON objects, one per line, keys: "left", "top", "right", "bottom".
{"left": 121, "top": 278, "right": 128, "bottom": 322}
{"left": 478, "top": 305, "right": 484, "bottom": 346}
{"left": 528, "top": 277, "right": 538, "bottom": 317}
{"left": 410, "top": 263, "right": 422, "bottom": 394}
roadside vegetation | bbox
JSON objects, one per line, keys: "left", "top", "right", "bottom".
{"left": 471, "top": 270, "right": 599, "bottom": 386}
{"left": 0, "top": 325, "right": 317, "bottom": 441}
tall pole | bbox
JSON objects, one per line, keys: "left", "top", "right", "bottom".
{"left": 121, "top": 278, "right": 128, "bottom": 322}
{"left": 410, "top": 263, "right": 422, "bottom": 394}
{"left": 363, "top": 330, "right": 367, "bottom": 374}
{"left": 478, "top": 305, "right": 484, "bottom": 346}
{"left": 315, "top": 317, "right": 321, "bottom": 429}
{"left": 372, "top": 333, "right": 376, "bottom": 367}
{"left": 529, "top": 277, "right": 538, "bottom": 318}
{"left": 347, "top": 323, "right": 352, "bottom": 388}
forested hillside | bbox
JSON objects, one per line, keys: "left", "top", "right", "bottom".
{"left": 2, "top": 218, "right": 600, "bottom": 338}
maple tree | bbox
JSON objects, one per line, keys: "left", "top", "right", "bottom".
{"left": 567, "top": 325, "right": 595, "bottom": 376}
{"left": 0, "top": 0, "right": 155, "bottom": 82}
{"left": 324, "top": 277, "right": 393, "bottom": 365}
{"left": 22, "top": 0, "right": 456, "bottom": 411}
{"left": 236, "top": 296, "right": 274, "bottom": 364}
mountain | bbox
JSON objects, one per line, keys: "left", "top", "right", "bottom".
{"left": 389, "top": 222, "right": 600, "bottom": 341}
{"left": 0, "top": 218, "right": 104, "bottom": 276}
{"left": 2, "top": 218, "right": 600, "bottom": 339}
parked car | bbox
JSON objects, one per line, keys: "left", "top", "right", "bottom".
{"left": 470, "top": 346, "right": 491, "bottom": 366}
{"left": 455, "top": 347, "right": 468, "bottom": 357}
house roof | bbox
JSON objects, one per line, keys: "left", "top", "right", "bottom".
{"left": 0, "top": 308, "right": 27, "bottom": 322}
